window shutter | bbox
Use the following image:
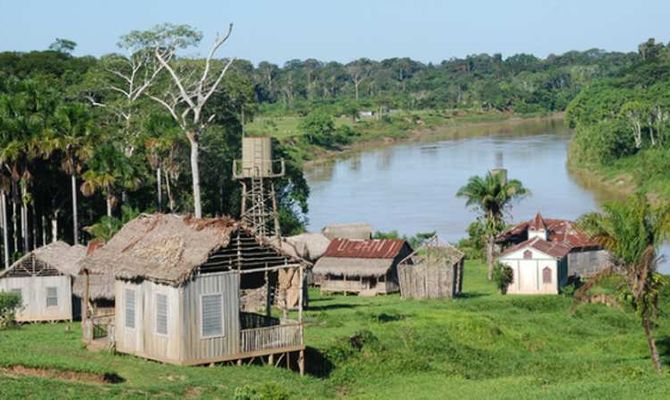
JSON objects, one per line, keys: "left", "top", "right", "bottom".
{"left": 542, "top": 267, "right": 552, "bottom": 284}
{"left": 156, "top": 294, "right": 168, "bottom": 335}
{"left": 46, "top": 287, "right": 58, "bottom": 307}
{"left": 125, "top": 289, "right": 136, "bottom": 329}
{"left": 201, "top": 294, "right": 223, "bottom": 337}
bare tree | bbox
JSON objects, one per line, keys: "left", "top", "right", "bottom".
{"left": 147, "top": 24, "right": 236, "bottom": 218}
{"left": 346, "top": 59, "right": 372, "bottom": 101}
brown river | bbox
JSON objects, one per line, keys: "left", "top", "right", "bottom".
{"left": 303, "top": 118, "right": 670, "bottom": 273}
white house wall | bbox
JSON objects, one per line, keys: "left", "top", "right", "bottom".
{"left": 0, "top": 275, "right": 72, "bottom": 322}
{"left": 500, "top": 248, "right": 566, "bottom": 295}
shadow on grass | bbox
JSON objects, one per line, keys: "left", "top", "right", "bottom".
{"left": 303, "top": 346, "right": 335, "bottom": 377}
{"left": 457, "top": 292, "right": 489, "bottom": 299}
{"left": 307, "top": 303, "right": 360, "bottom": 312}
{"left": 655, "top": 336, "right": 670, "bottom": 366}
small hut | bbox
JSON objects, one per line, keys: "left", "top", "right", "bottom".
{"left": 313, "top": 238, "right": 413, "bottom": 296}
{"left": 397, "top": 238, "right": 465, "bottom": 300}
{"left": 78, "top": 214, "right": 307, "bottom": 371}
{"left": 0, "top": 241, "right": 86, "bottom": 322}
{"left": 322, "top": 223, "right": 373, "bottom": 240}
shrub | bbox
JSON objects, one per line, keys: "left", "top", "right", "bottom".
{"left": 0, "top": 291, "right": 22, "bottom": 329}
{"left": 233, "top": 383, "right": 289, "bottom": 400}
{"left": 492, "top": 262, "right": 514, "bottom": 294}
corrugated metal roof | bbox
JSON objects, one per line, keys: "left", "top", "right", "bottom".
{"left": 323, "top": 238, "right": 407, "bottom": 259}
{"left": 498, "top": 215, "right": 598, "bottom": 249}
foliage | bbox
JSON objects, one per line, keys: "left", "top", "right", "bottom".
{"left": 492, "top": 262, "right": 514, "bottom": 294}
{"left": 577, "top": 194, "right": 670, "bottom": 373}
{"left": 83, "top": 205, "right": 140, "bottom": 242}
{"left": 457, "top": 220, "right": 487, "bottom": 260}
{"left": 373, "top": 230, "right": 436, "bottom": 248}
{"left": 0, "top": 292, "right": 21, "bottom": 329}
{"left": 233, "top": 383, "right": 289, "bottom": 400}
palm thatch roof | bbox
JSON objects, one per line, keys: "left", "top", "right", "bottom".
{"left": 312, "top": 257, "right": 394, "bottom": 277}
{"left": 72, "top": 270, "right": 115, "bottom": 301}
{"left": 0, "top": 241, "right": 86, "bottom": 278}
{"left": 283, "top": 233, "right": 330, "bottom": 262}
{"left": 78, "top": 213, "right": 302, "bottom": 287}
{"left": 322, "top": 223, "right": 372, "bottom": 240}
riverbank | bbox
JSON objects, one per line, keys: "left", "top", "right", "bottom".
{"left": 567, "top": 146, "right": 670, "bottom": 205}
{"left": 249, "top": 110, "right": 563, "bottom": 167}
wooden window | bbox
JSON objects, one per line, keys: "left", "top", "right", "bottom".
{"left": 46, "top": 287, "right": 58, "bottom": 307}
{"left": 542, "top": 267, "right": 552, "bottom": 284}
{"left": 155, "top": 294, "right": 168, "bottom": 336}
{"left": 125, "top": 289, "right": 136, "bottom": 329}
{"left": 201, "top": 294, "right": 224, "bottom": 338}
{"left": 523, "top": 250, "right": 533, "bottom": 259}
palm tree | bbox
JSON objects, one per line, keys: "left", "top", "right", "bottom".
{"left": 578, "top": 195, "right": 670, "bottom": 373}
{"left": 52, "top": 104, "right": 95, "bottom": 245}
{"left": 81, "top": 145, "right": 138, "bottom": 217}
{"left": 457, "top": 171, "right": 529, "bottom": 280}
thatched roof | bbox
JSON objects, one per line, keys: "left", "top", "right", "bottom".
{"left": 313, "top": 257, "right": 394, "bottom": 277}
{"left": 283, "top": 233, "right": 330, "bottom": 262}
{"left": 322, "top": 223, "right": 372, "bottom": 240}
{"left": 0, "top": 241, "right": 86, "bottom": 278}
{"left": 399, "top": 242, "right": 465, "bottom": 268}
{"left": 78, "top": 213, "right": 301, "bottom": 287}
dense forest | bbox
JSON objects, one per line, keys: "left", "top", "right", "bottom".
{"left": 0, "top": 23, "right": 652, "bottom": 266}
{"left": 566, "top": 38, "right": 670, "bottom": 197}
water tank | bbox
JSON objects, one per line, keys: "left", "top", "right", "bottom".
{"left": 490, "top": 168, "right": 508, "bottom": 184}
{"left": 241, "top": 137, "right": 272, "bottom": 177}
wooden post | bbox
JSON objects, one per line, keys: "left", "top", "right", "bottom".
{"left": 265, "top": 266, "right": 271, "bottom": 317}
{"left": 83, "top": 270, "right": 90, "bottom": 341}
{"left": 299, "top": 264, "right": 305, "bottom": 375}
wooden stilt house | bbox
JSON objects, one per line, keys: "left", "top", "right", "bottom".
{"left": 78, "top": 214, "right": 307, "bottom": 371}
{"left": 0, "top": 241, "right": 86, "bottom": 322}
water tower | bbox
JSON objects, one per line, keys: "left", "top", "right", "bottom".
{"left": 233, "top": 137, "right": 285, "bottom": 240}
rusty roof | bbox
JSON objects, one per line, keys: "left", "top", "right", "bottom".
{"left": 323, "top": 238, "right": 408, "bottom": 259}
{"left": 500, "top": 237, "right": 572, "bottom": 259}
{"left": 498, "top": 215, "right": 598, "bottom": 250}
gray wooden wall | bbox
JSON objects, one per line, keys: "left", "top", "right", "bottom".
{"left": 0, "top": 275, "right": 72, "bottom": 322}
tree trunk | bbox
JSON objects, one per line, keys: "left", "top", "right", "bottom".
{"left": 71, "top": 174, "right": 79, "bottom": 245}
{"left": 11, "top": 195, "right": 17, "bottom": 252}
{"left": 1, "top": 191, "right": 9, "bottom": 268}
{"left": 20, "top": 184, "right": 29, "bottom": 252}
{"left": 188, "top": 134, "right": 203, "bottom": 218}
{"left": 487, "top": 235, "right": 495, "bottom": 281}
{"left": 642, "top": 316, "right": 662, "bottom": 373}
{"left": 106, "top": 194, "right": 113, "bottom": 218}
{"left": 51, "top": 211, "right": 58, "bottom": 243}
{"left": 164, "top": 169, "right": 175, "bottom": 213}
{"left": 156, "top": 167, "right": 162, "bottom": 212}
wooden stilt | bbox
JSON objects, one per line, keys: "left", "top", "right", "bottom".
{"left": 268, "top": 353, "right": 274, "bottom": 366}
{"left": 286, "top": 352, "right": 290, "bottom": 369}
{"left": 299, "top": 350, "right": 305, "bottom": 376}
{"left": 237, "top": 359, "right": 243, "bottom": 366}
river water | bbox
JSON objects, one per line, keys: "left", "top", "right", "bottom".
{"left": 303, "top": 118, "right": 670, "bottom": 273}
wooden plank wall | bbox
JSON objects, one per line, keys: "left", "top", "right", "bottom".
{"left": 0, "top": 275, "right": 72, "bottom": 322}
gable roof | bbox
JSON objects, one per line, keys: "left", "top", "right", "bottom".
{"left": 498, "top": 215, "right": 598, "bottom": 249}
{"left": 323, "top": 238, "right": 408, "bottom": 259}
{"left": 78, "top": 213, "right": 302, "bottom": 286}
{"left": 0, "top": 241, "right": 86, "bottom": 278}
{"left": 500, "top": 237, "right": 571, "bottom": 259}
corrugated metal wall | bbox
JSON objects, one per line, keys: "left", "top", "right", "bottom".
{"left": 568, "top": 250, "right": 610, "bottom": 277}
{"left": 0, "top": 275, "right": 72, "bottom": 322}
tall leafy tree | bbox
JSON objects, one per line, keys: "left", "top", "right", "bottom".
{"left": 578, "top": 195, "right": 670, "bottom": 373}
{"left": 457, "top": 172, "right": 529, "bottom": 280}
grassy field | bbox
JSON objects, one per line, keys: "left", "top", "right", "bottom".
{"left": 1, "top": 261, "right": 669, "bottom": 399}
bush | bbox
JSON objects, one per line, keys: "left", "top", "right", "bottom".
{"left": 492, "top": 262, "right": 514, "bottom": 294}
{"left": 233, "top": 383, "right": 289, "bottom": 400}
{"left": 0, "top": 291, "right": 22, "bottom": 329}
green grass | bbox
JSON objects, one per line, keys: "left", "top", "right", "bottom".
{"left": 2, "top": 261, "right": 670, "bottom": 399}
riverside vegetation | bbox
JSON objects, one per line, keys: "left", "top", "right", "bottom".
{"left": 2, "top": 261, "right": 670, "bottom": 399}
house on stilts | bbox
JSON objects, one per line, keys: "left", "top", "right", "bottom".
{"left": 77, "top": 214, "right": 307, "bottom": 372}
{"left": 0, "top": 241, "right": 86, "bottom": 322}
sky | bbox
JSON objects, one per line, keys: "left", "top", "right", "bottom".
{"left": 1, "top": 0, "right": 669, "bottom": 65}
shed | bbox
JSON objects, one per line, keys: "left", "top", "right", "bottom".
{"left": 322, "top": 223, "right": 373, "bottom": 240}
{"left": 313, "top": 238, "right": 413, "bottom": 296}
{"left": 0, "top": 241, "right": 86, "bottom": 322}
{"left": 398, "top": 239, "right": 465, "bottom": 300}
{"left": 78, "top": 214, "right": 307, "bottom": 370}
